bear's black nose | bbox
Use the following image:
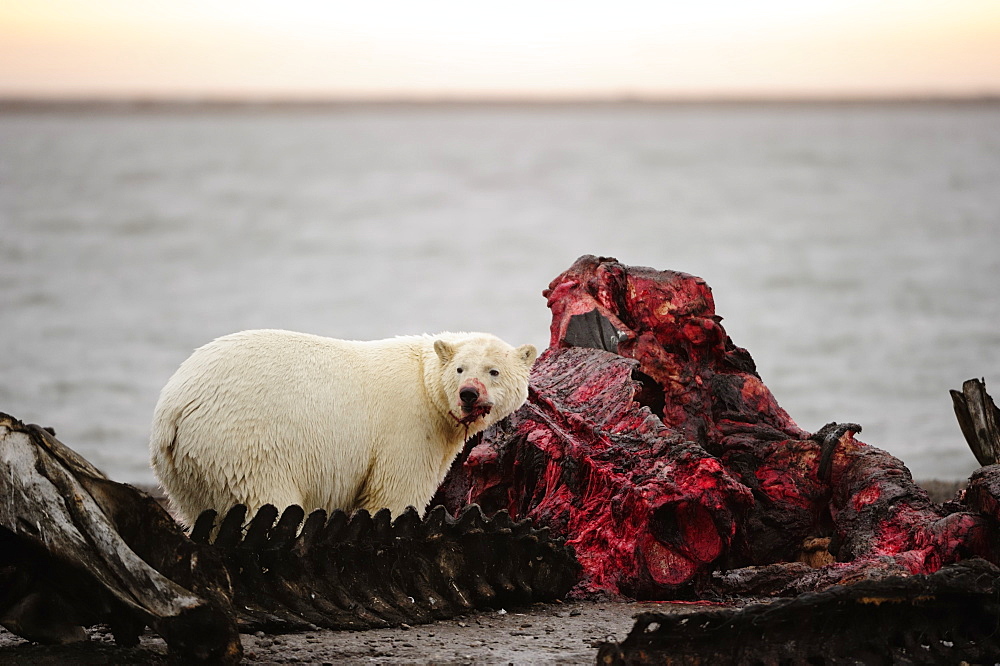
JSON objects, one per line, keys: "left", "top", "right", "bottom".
{"left": 460, "top": 388, "right": 479, "bottom": 406}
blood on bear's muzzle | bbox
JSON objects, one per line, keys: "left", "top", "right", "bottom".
{"left": 459, "top": 380, "right": 493, "bottom": 415}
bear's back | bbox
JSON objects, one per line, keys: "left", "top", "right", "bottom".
{"left": 164, "top": 329, "right": 434, "bottom": 432}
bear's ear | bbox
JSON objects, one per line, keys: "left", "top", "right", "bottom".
{"left": 517, "top": 344, "right": 538, "bottom": 367}
{"left": 434, "top": 339, "right": 456, "bottom": 365}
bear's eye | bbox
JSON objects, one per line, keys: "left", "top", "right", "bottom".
{"left": 489, "top": 369, "right": 500, "bottom": 377}
{"left": 456, "top": 367, "right": 464, "bottom": 374}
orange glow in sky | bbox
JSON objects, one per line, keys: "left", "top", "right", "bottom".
{"left": 2, "top": 0, "right": 999, "bottom": 98}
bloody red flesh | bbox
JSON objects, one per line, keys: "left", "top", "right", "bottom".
{"left": 436, "top": 255, "right": 998, "bottom": 598}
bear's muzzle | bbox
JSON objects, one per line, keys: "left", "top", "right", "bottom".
{"left": 458, "top": 379, "right": 493, "bottom": 415}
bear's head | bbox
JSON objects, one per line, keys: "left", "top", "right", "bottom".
{"left": 433, "top": 334, "right": 538, "bottom": 437}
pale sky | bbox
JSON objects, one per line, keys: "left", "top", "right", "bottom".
{"left": 2, "top": 0, "right": 999, "bottom": 99}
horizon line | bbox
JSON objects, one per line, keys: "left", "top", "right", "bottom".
{"left": 3, "top": 92, "right": 1000, "bottom": 112}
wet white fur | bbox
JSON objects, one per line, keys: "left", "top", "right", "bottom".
{"left": 149, "top": 329, "right": 537, "bottom": 525}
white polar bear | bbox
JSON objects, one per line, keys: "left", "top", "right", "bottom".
{"left": 149, "top": 329, "right": 537, "bottom": 526}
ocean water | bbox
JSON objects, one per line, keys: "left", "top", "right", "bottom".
{"left": 1, "top": 101, "right": 998, "bottom": 484}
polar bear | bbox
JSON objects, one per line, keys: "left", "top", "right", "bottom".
{"left": 149, "top": 329, "right": 537, "bottom": 526}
